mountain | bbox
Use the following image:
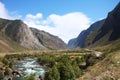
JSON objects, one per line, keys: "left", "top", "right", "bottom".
{"left": 30, "top": 28, "right": 66, "bottom": 49}
{"left": 67, "top": 19, "right": 105, "bottom": 48}
{"left": 91, "top": 2, "right": 120, "bottom": 46}
{"left": 67, "top": 38, "right": 76, "bottom": 48}
{"left": 68, "top": 2, "right": 120, "bottom": 48}
{"left": 0, "top": 18, "right": 45, "bottom": 50}
{"left": 0, "top": 18, "right": 66, "bottom": 52}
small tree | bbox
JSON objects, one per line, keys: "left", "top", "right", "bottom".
{"left": 45, "top": 66, "right": 60, "bottom": 80}
{"left": 52, "top": 66, "right": 60, "bottom": 80}
{"left": 73, "top": 65, "right": 81, "bottom": 78}
{"left": 2, "top": 58, "right": 9, "bottom": 65}
{"left": 0, "top": 71, "right": 4, "bottom": 79}
{"left": 59, "top": 65, "right": 75, "bottom": 80}
{"left": 45, "top": 69, "right": 53, "bottom": 80}
{"left": 24, "top": 73, "right": 36, "bottom": 80}
{"left": 4, "top": 67, "right": 12, "bottom": 75}
{"left": 9, "top": 62, "right": 13, "bottom": 68}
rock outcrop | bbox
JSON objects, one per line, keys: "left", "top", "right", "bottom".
{"left": 30, "top": 28, "right": 66, "bottom": 49}
{"left": 0, "top": 18, "right": 66, "bottom": 51}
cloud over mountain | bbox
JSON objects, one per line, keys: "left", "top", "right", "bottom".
{"left": 24, "top": 12, "right": 91, "bottom": 43}
{"left": 0, "top": 1, "right": 91, "bottom": 43}
{"left": 0, "top": 2, "right": 10, "bottom": 19}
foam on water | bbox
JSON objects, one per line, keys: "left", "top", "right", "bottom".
{"left": 14, "top": 58, "right": 45, "bottom": 80}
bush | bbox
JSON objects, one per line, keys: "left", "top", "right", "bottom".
{"left": 73, "top": 64, "right": 81, "bottom": 78}
{"left": 45, "top": 66, "right": 60, "bottom": 80}
{"left": 0, "top": 71, "right": 4, "bottom": 79}
{"left": 59, "top": 65, "right": 75, "bottom": 80}
{"left": 9, "top": 61, "right": 13, "bottom": 68}
{"left": 38, "top": 54, "right": 82, "bottom": 80}
{"left": 2, "top": 58, "right": 9, "bottom": 65}
{"left": 24, "top": 73, "right": 36, "bottom": 80}
{"left": 4, "top": 67, "right": 12, "bottom": 75}
{"left": 38, "top": 54, "right": 56, "bottom": 67}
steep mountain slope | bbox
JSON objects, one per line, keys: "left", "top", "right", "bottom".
{"left": 30, "top": 28, "right": 66, "bottom": 49}
{"left": 78, "top": 3, "right": 120, "bottom": 79}
{"left": 67, "top": 38, "right": 76, "bottom": 48}
{"left": 6, "top": 20, "right": 45, "bottom": 49}
{"left": 91, "top": 2, "right": 120, "bottom": 46}
{"left": 0, "top": 18, "right": 45, "bottom": 50}
{"left": 0, "top": 19, "right": 26, "bottom": 52}
{"left": 68, "top": 19, "right": 105, "bottom": 48}
{"left": 0, "top": 18, "right": 66, "bottom": 52}
{"left": 68, "top": 2, "right": 120, "bottom": 48}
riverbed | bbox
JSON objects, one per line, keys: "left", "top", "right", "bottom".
{"left": 13, "top": 58, "right": 45, "bottom": 80}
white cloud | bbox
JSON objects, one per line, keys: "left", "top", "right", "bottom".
{"left": 0, "top": 2, "right": 22, "bottom": 19}
{"left": 0, "top": 1, "right": 91, "bottom": 43}
{"left": 0, "top": 2, "right": 10, "bottom": 19}
{"left": 24, "top": 12, "right": 91, "bottom": 43}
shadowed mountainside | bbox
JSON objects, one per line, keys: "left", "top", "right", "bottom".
{"left": 68, "top": 2, "right": 120, "bottom": 48}
{"left": 92, "top": 2, "right": 120, "bottom": 44}
{"left": 68, "top": 19, "right": 105, "bottom": 48}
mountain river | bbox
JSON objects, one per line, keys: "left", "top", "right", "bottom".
{"left": 13, "top": 58, "right": 45, "bottom": 80}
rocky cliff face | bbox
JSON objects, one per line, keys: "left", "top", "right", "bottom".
{"left": 92, "top": 2, "right": 120, "bottom": 44}
{"left": 67, "top": 19, "right": 105, "bottom": 48}
{"left": 0, "top": 18, "right": 66, "bottom": 50}
{"left": 30, "top": 28, "right": 66, "bottom": 49}
{"left": 68, "top": 2, "right": 120, "bottom": 48}
{"left": 4, "top": 20, "right": 45, "bottom": 49}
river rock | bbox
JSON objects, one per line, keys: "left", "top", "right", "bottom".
{"left": 12, "top": 70, "right": 25, "bottom": 78}
{"left": 86, "top": 51, "right": 103, "bottom": 66}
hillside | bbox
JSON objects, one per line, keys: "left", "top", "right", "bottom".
{"left": 79, "top": 39, "right": 120, "bottom": 80}
{"left": 67, "top": 3, "right": 120, "bottom": 79}
{"left": 85, "top": 2, "right": 120, "bottom": 48}
{"left": 92, "top": 2, "right": 120, "bottom": 46}
{"left": 30, "top": 28, "right": 66, "bottom": 49}
{"left": 0, "top": 18, "right": 66, "bottom": 52}
{"left": 68, "top": 19, "right": 105, "bottom": 48}
{"left": 67, "top": 38, "right": 76, "bottom": 48}
{"left": 68, "top": 2, "right": 120, "bottom": 48}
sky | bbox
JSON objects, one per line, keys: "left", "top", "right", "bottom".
{"left": 0, "top": 0, "right": 119, "bottom": 43}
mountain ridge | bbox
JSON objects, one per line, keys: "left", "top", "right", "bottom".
{"left": 0, "top": 18, "right": 66, "bottom": 52}
{"left": 92, "top": 2, "right": 120, "bottom": 44}
{"left": 68, "top": 2, "right": 120, "bottom": 48}
{"left": 68, "top": 19, "right": 105, "bottom": 48}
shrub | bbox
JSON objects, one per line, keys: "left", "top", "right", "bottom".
{"left": 45, "top": 66, "right": 60, "bottom": 80}
{"left": 24, "top": 73, "right": 36, "bottom": 80}
{"left": 4, "top": 67, "right": 12, "bottom": 75}
{"left": 2, "top": 58, "right": 9, "bottom": 65}
{"left": 59, "top": 65, "right": 75, "bottom": 80}
{"left": 0, "top": 71, "right": 4, "bottom": 79}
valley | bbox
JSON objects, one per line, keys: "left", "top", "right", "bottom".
{"left": 0, "top": 1, "right": 120, "bottom": 80}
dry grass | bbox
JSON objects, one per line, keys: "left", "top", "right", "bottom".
{"left": 0, "top": 49, "right": 90, "bottom": 57}
{"left": 79, "top": 50, "right": 120, "bottom": 80}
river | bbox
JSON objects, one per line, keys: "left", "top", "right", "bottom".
{"left": 13, "top": 58, "right": 45, "bottom": 80}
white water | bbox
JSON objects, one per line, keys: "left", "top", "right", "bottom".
{"left": 14, "top": 58, "right": 45, "bottom": 80}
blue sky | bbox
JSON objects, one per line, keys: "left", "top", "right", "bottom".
{"left": 0, "top": 0, "right": 119, "bottom": 43}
